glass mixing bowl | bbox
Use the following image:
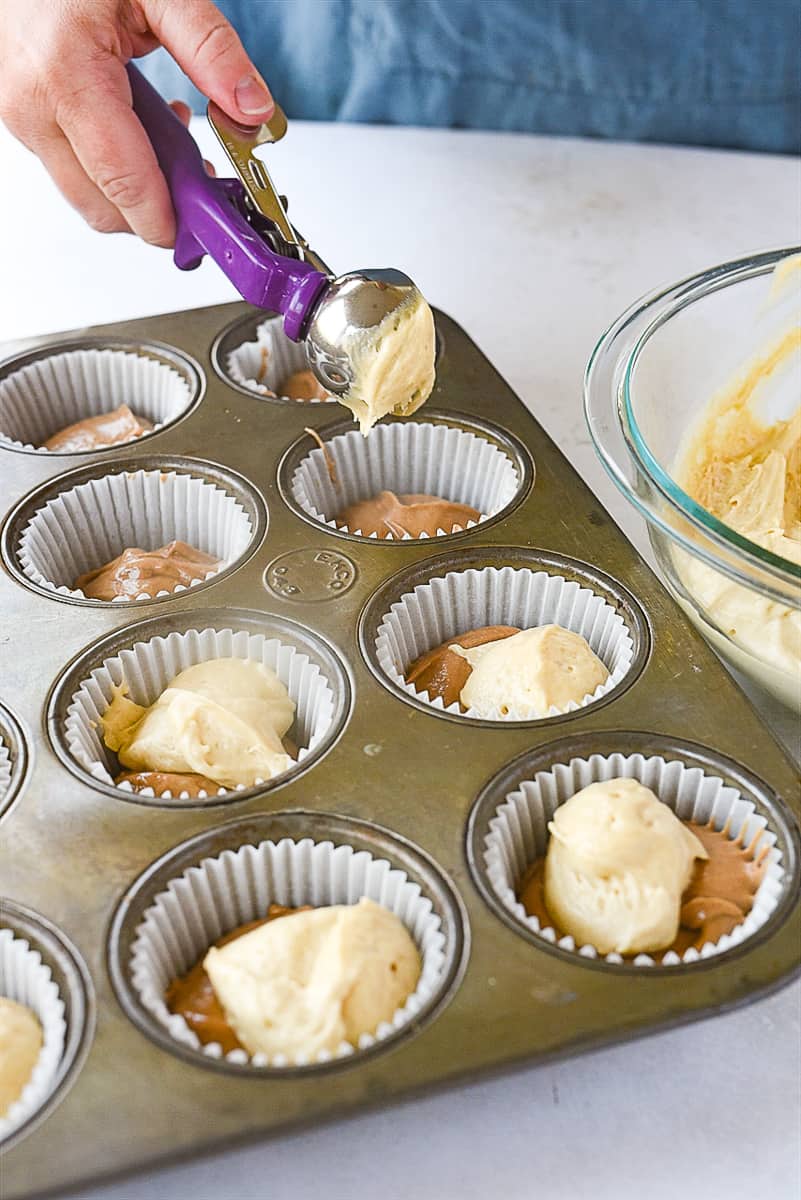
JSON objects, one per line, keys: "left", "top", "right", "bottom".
{"left": 584, "top": 248, "right": 800, "bottom": 711}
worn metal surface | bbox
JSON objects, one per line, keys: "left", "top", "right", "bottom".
{"left": 0, "top": 302, "right": 798, "bottom": 1200}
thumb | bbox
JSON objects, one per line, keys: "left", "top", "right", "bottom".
{"left": 143, "top": 0, "right": 274, "bottom": 120}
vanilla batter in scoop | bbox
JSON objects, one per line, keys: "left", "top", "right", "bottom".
{"left": 340, "top": 290, "right": 436, "bottom": 435}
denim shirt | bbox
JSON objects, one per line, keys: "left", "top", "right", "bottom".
{"left": 141, "top": 0, "right": 800, "bottom": 153}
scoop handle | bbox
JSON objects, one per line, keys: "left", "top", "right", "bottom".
{"left": 126, "top": 63, "right": 327, "bottom": 339}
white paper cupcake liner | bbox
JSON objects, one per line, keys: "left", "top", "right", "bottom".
{"left": 290, "top": 421, "right": 521, "bottom": 539}
{"left": 0, "top": 928, "right": 67, "bottom": 1140}
{"left": 130, "top": 835, "right": 447, "bottom": 1066}
{"left": 0, "top": 740, "right": 11, "bottom": 806}
{"left": 18, "top": 468, "right": 253, "bottom": 602}
{"left": 226, "top": 316, "right": 336, "bottom": 403}
{"left": 63, "top": 628, "right": 337, "bottom": 800}
{"left": 0, "top": 348, "right": 194, "bottom": 452}
{"left": 376, "top": 566, "right": 634, "bottom": 720}
{"left": 484, "top": 752, "right": 786, "bottom": 966}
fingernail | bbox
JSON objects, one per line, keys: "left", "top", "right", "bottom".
{"left": 235, "top": 75, "right": 274, "bottom": 116}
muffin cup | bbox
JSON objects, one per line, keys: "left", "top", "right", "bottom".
{"left": 226, "top": 316, "right": 336, "bottom": 403}
{"left": 0, "top": 741, "right": 10, "bottom": 806}
{"left": 0, "top": 346, "right": 196, "bottom": 452}
{"left": 63, "top": 627, "right": 337, "bottom": 800}
{"left": 0, "top": 702, "right": 31, "bottom": 824}
{"left": 129, "top": 834, "right": 447, "bottom": 1067}
{"left": 483, "top": 751, "right": 786, "bottom": 966}
{"left": 17, "top": 467, "right": 254, "bottom": 602}
{"left": 290, "top": 420, "right": 521, "bottom": 538}
{"left": 375, "top": 565, "right": 634, "bottom": 720}
{"left": 0, "top": 928, "right": 67, "bottom": 1141}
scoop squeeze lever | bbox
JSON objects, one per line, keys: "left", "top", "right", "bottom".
{"left": 127, "top": 64, "right": 424, "bottom": 396}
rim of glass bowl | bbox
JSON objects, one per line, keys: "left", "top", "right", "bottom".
{"left": 584, "top": 247, "right": 801, "bottom": 608}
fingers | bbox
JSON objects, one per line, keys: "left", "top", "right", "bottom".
{"left": 56, "top": 60, "right": 176, "bottom": 246}
{"left": 145, "top": 0, "right": 274, "bottom": 121}
{"left": 168, "top": 100, "right": 215, "bottom": 173}
{"left": 168, "top": 99, "right": 192, "bottom": 126}
{"left": 31, "top": 127, "right": 132, "bottom": 234}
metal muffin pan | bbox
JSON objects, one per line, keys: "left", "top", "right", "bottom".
{"left": 0, "top": 337, "right": 205, "bottom": 456}
{"left": 108, "top": 810, "right": 468, "bottom": 1075}
{"left": 467, "top": 729, "right": 800, "bottom": 973}
{"left": 0, "top": 902, "right": 95, "bottom": 1155}
{"left": 1, "top": 454, "right": 268, "bottom": 608}
{"left": 359, "top": 545, "right": 650, "bottom": 725}
{"left": 46, "top": 606, "right": 353, "bottom": 808}
{"left": 0, "top": 700, "right": 31, "bottom": 824}
{"left": 276, "top": 409, "right": 534, "bottom": 544}
{"left": 0, "top": 300, "right": 798, "bottom": 1199}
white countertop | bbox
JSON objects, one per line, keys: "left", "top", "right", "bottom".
{"left": 1, "top": 117, "right": 799, "bottom": 1200}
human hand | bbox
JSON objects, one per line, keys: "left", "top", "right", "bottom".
{"left": 0, "top": 0, "right": 273, "bottom": 246}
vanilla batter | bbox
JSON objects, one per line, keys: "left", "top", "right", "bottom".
{"left": 340, "top": 290, "right": 436, "bottom": 434}
{"left": 675, "top": 305, "right": 800, "bottom": 699}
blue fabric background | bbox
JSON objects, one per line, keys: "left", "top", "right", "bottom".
{"left": 140, "top": 0, "right": 801, "bottom": 153}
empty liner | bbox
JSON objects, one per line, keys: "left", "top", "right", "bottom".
{"left": 484, "top": 752, "right": 786, "bottom": 966}
{"left": 18, "top": 468, "right": 253, "bottom": 602}
{"left": 375, "top": 565, "right": 634, "bottom": 720}
{"left": 130, "top": 835, "right": 447, "bottom": 1067}
{"left": 0, "top": 348, "right": 194, "bottom": 452}
{"left": 226, "top": 316, "right": 336, "bottom": 403}
{"left": 0, "top": 929, "right": 67, "bottom": 1141}
{"left": 63, "top": 627, "right": 337, "bottom": 800}
{"left": 291, "top": 421, "right": 521, "bottom": 538}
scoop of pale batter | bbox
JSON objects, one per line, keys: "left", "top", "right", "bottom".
{"left": 0, "top": 997, "right": 43, "bottom": 1118}
{"left": 43, "top": 404, "right": 152, "bottom": 451}
{"left": 406, "top": 626, "right": 520, "bottom": 707}
{"left": 101, "top": 658, "right": 295, "bottom": 788}
{"left": 544, "top": 778, "right": 708, "bottom": 955}
{"left": 340, "top": 290, "right": 436, "bottom": 434}
{"left": 451, "top": 625, "right": 609, "bottom": 717}
{"left": 204, "top": 898, "right": 421, "bottom": 1060}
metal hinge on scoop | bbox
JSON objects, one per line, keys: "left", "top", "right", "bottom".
{"left": 206, "top": 100, "right": 329, "bottom": 272}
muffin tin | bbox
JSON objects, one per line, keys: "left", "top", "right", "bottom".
{"left": 0, "top": 302, "right": 798, "bottom": 1199}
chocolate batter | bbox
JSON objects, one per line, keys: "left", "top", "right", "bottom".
{"left": 280, "top": 369, "right": 331, "bottom": 402}
{"left": 43, "top": 404, "right": 152, "bottom": 452}
{"left": 518, "top": 818, "right": 769, "bottom": 959}
{"left": 406, "top": 625, "right": 520, "bottom": 707}
{"left": 115, "top": 771, "right": 220, "bottom": 797}
{"left": 75, "top": 540, "right": 221, "bottom": 600}
{"left": 255, "top": 344, "right": 273, "bottom": 388}
{"left": 166, "top": 904, "right": 310, "bottom": 1051}
{"left": 338, "top": 491, "right": 481, "bottom": 538}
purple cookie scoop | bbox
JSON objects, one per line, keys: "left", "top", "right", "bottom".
{"left": 126, "top": 64, "right": 328, "bottom": 341}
